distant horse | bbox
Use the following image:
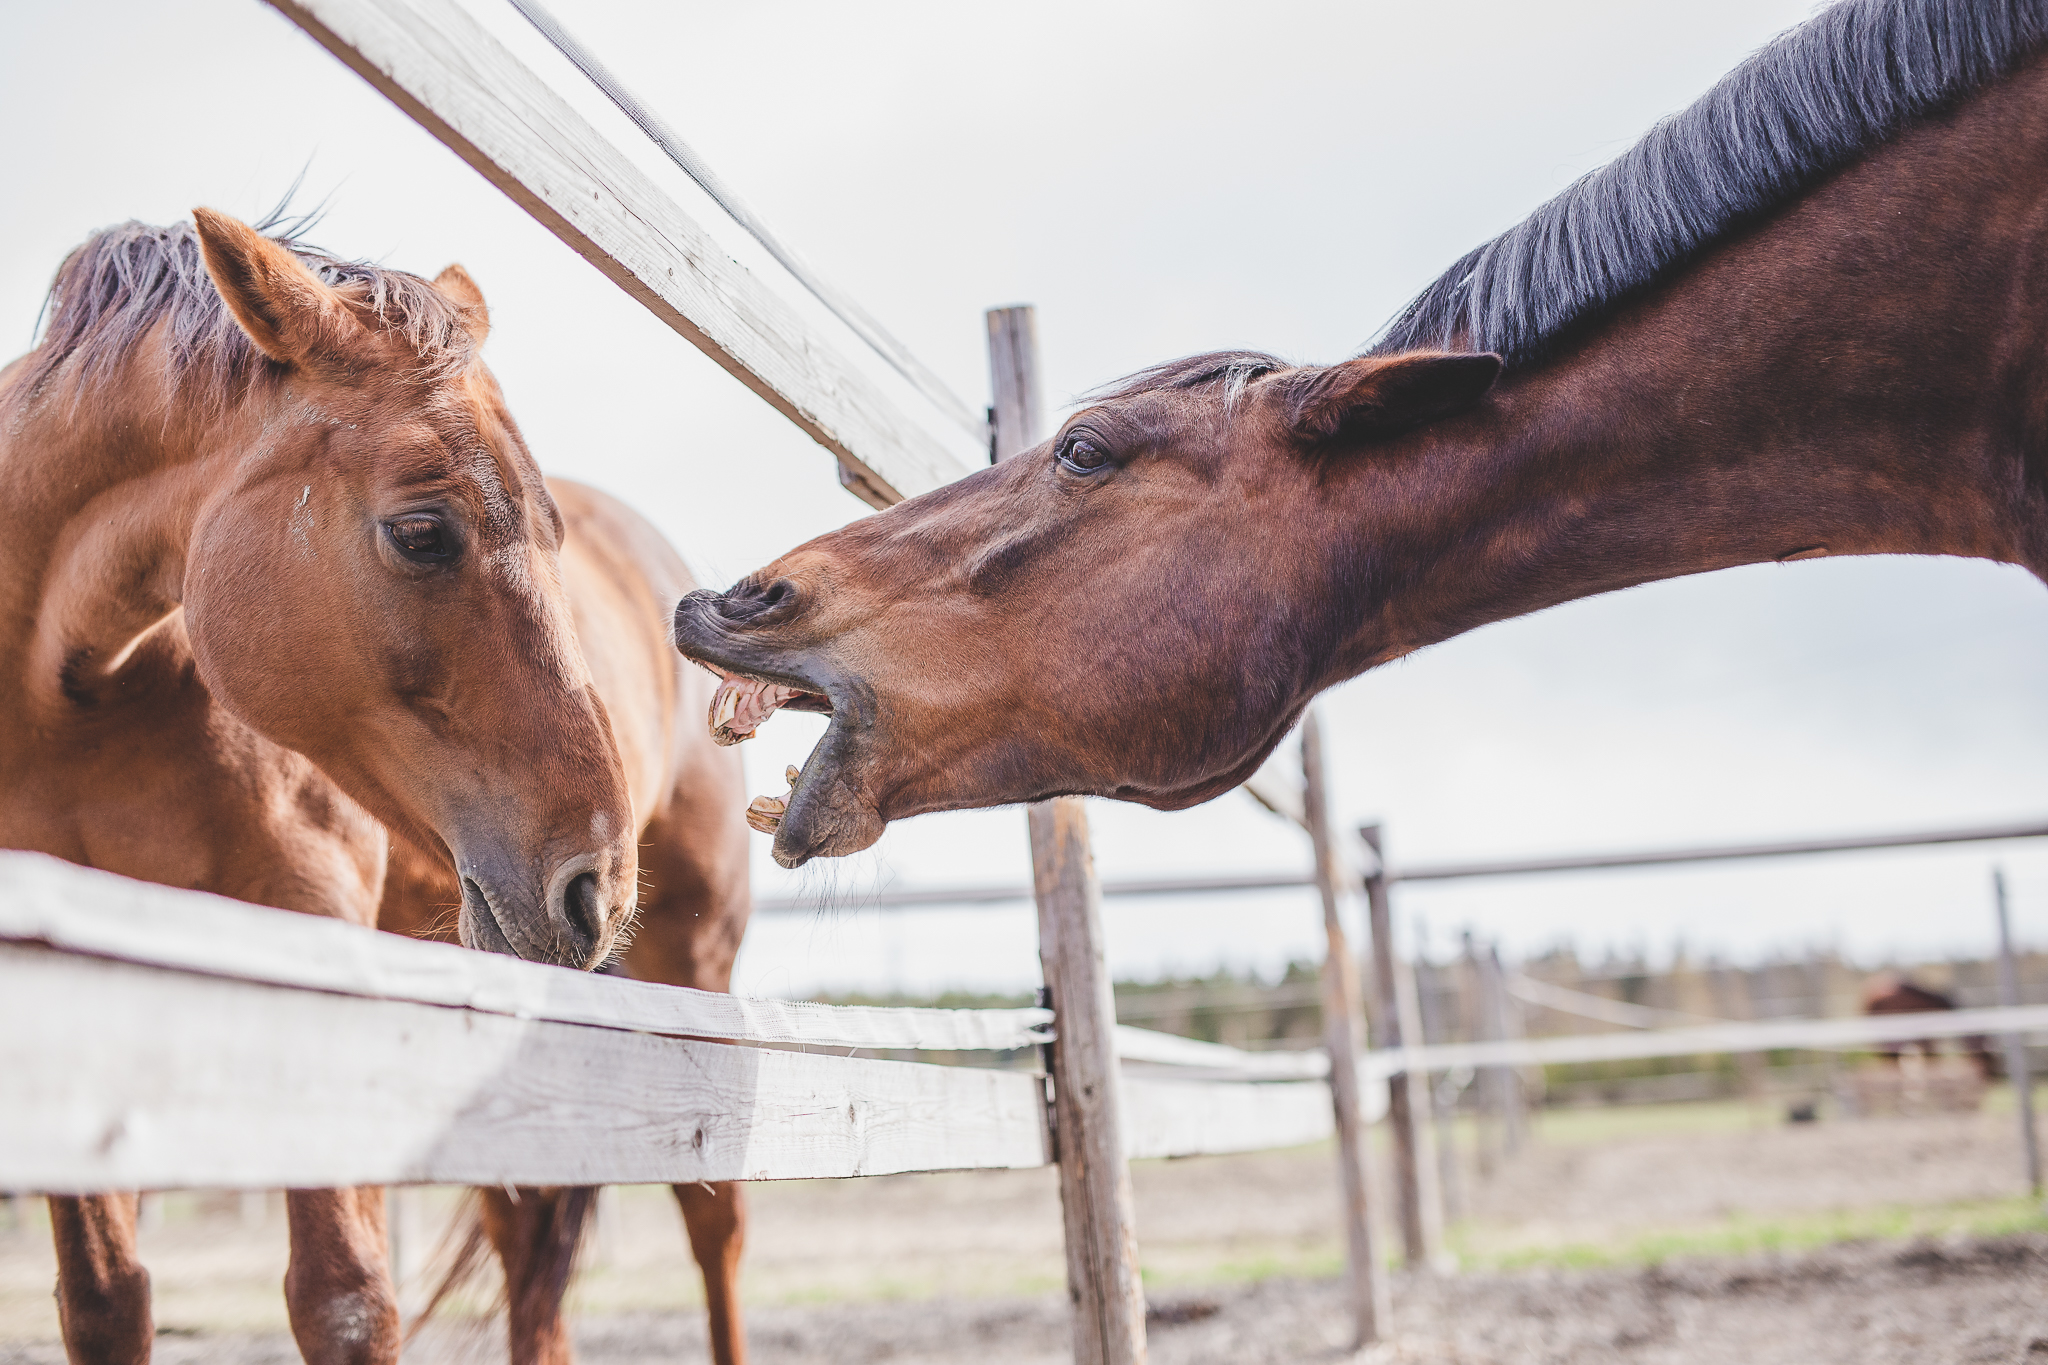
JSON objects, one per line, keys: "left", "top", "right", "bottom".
{"left": 0, "top": 214, "right": 741, "bottom": 1362}
{"left": 670, "top": 0, "right": 2048, "bottom": 867}
{"left": 1863, "top": 976, "right": 1996, "bottom": 1078}
{"left": 380, "top": 480, "right": 754, "bottom": 1365}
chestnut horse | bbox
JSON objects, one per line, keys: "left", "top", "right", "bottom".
{"left": 673, "top": 0, "right": 2048, "bottom": 865}
{"left": 380, "top": 480, "right": 754, "bottom": 1365}
{"left": 1863, "top": 977, "right": 1997, "bottom": 1077}
{"left": 0, "top": 216, "right": 747, "bottom": 1363}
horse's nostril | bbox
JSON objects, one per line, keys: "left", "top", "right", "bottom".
{"left": 563, "top": 871, "right": 603, "bottom": 950}
{"left": 716, "top": 578, "right": 799, "bottom": 623}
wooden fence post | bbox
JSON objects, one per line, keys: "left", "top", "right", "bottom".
{"left": 1994, "top": 866, "right": 2041, "bottom": 1198}
{"left": 1359, "top": 825, "right": 1445, "bottom": 1269}
{"left": 1413, "top": 953, "right": 1464, "bottom": 1222}
{"left": 1301, "top": 711, "right": 1389, "bottom": 1344}
{"left": 1480, "top": 942, "right": 1526, "bottom": 1154}
{"left": 990, "top": 306, "right": 1147, "bottom": 1365}
{"left": 1463, "top": 932, "right": 1507, "bottom": 1172}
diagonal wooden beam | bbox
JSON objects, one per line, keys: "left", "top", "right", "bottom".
{"left": 266, "top": 0, "right": 978, "bottom": 507}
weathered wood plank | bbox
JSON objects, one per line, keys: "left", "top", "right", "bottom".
{"left": 0, "top": 944, "right": 1048, "bottom": 1193}
{"left": 1114, "top": 1025, "right": 1328, "bottom": 1081}
{"left": 1371, "top": 1003, "right": 2048, "bottom": 1078}
{"left": 266, "top": 0, "right": 978, "bottom": 506}
{"left": 2, "top": 939, "right": 1374, "bottom": 1193}
{"left": 0, "top": 852, "right": 1051, "bottom": 1053}
{"left": 1122, "top": 1078, "right": 1333, "bottom": 1161}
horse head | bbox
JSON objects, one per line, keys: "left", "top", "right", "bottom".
{"left": 182, "top": 210, "right": 637, "bottom": 965}
{"left": 671, "top": 349, "right": 1500, "bottom": 867}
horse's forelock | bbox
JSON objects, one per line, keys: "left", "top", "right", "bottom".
{"left": 23, "top": 217, "right": 475, "bottom": 411}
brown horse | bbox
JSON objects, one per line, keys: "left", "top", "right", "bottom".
{"left": 673, "top": 0, "right": 2048, "bottom": 866}
{"left": 1862, "top": 976, "right": 1997, "bottom": 1077}
{"left": 0, "top": 213, "right": 659, "bottom": 1362}
{"left": 380, "top": 479, "right": 754, "bottom": 1365}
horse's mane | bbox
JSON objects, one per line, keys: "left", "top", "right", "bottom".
{"left": 1371, "top": 0, "right": 2048, "bottom": 367}
{"left": 21, "top": 212, "right": 473, "bottom": 410}
{"left": 1085, "top": 351, "right": 1290, "bottom": 407}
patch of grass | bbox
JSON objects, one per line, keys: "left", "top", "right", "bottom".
{"left": 1140, "top": 1245, "right": 1345, "bottom": 1289}
{"left": 1453, "top": 1195, "right": 2048, "bottom": 1273}
{"left": 741, "top": 1268, "right": 1068, "bottom": 1309}
{"left": 1524, "top": 1098, "right": 1775, "bottom": 1146}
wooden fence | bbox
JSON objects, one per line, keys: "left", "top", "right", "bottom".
{"left": 8, "top": 851, "right": 2045, "bottom": 1236}
{"left": 18, "top": 0, "right": 2047, "bottom": 1357}
{"left": 0, "top": 852, "right": 1343, "bottom": 1192}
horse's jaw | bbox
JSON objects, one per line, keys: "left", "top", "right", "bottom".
{"left": 671, "top": 592, "right": 885, "bottom": 868}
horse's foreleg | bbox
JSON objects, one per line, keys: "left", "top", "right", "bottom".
{"left": 49, "top": 1192, "right": 151, "bottom": 1364}
{"left": 480, "top": 1186, "right": 594, "bottom": 1365}
{"left": 674, "top": 1181, "right": 748, "bottom": 1365}
{"left": 283, "top": 1187, "right": 400, "bottom": 1365}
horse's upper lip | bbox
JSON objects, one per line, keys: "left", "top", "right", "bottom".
{"left": 673, "top": 597, "right": 826, "bottom": 691}
{"left": 693, "top": 653, "right": 828, "bottom": 699}
{"left": 673, "top": 596, "right": 879, "bottom": 867}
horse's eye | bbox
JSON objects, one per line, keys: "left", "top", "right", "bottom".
{"left": 1058, "top": 435, "right": 1111, "bottom": 473}
{"left": 386, "top": 515, "right": 453, "bottom": 563}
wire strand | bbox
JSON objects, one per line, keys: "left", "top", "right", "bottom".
{"left": 505, "top": 0, "right": 990, "bottom": 448}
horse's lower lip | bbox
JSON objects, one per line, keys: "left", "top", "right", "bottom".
{"left": 768, "top": 711, "right": 884, "bottom": 868}
{"left": 669, "top": 608, "right": 875, "bottom": 863}
{"left": 459, "top": 879, "right": 523, "bottom": 957}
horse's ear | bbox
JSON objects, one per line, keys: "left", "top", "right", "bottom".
{"left": 433, "top": 264, "right": 490, "bottom": 348}
{"left": 192, "top": 208, "right": 359, "bottom": 367}
{"left": 1286, "top": 352, "right": 1503, "bottom": 444}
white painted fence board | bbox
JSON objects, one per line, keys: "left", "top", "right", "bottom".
{"left": 2, "top": 938, "right": 1352, "bottom": 1191}
{"left": 0, "top": 944, "right": 1048, "bottom": 1193}
{"left": 1367, "top": 1006, "right": 2048, "bottom": 1078}
{"left": 0, "top": 852, "right": 1050, "bottom": 1053}
{"left": 1115, "top": 1025, "right": 1329, "bottom": 1080}
{"left": 1122, "top": 1078, "right": 1336, "bottom": 1160}
{"left": 265, "top": 0, "right": 977, "bottom": 505}
{"left": 15, "top": 851, "right": 2037, "bottom": 1196}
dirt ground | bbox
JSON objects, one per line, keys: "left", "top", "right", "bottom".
{"left": 4, "top": 1098, "right": 2045, "bottom": 1364}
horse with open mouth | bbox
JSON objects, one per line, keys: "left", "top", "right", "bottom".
{"left": 0, "top": 211, "right": 745, "bottom": 1363}
{"left": 674, "top": 0, "right": 2048, "bottom": 863}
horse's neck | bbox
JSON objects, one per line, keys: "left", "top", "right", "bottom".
{"left": 1347, "top": 63, "right": 2048, "bottom": 670}
{"left": 0, "top": 354, "right": 256, "bottom": 714}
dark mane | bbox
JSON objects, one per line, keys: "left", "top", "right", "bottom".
{"left": 19, "top": 214, "right": 474, "bottom": 410}
{"left": 1087, "top": 351, "right": 1289, "bottom": 405}
{"left": 1371, "top": 0, "right": 2048, "bottom": 367}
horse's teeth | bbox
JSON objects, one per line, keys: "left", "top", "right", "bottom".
{"left": 745, "top": 793, "right": 787, "bottom": 834}
{"left": 712, "top": 685, "right": 739, "bottom": 730}
{"left": 785, "top": 766, "right": 800, "bottom": 787}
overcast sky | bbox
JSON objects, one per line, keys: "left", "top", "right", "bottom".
{"left": 5, "top": 0, "right": 2044, "bottom": 995}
